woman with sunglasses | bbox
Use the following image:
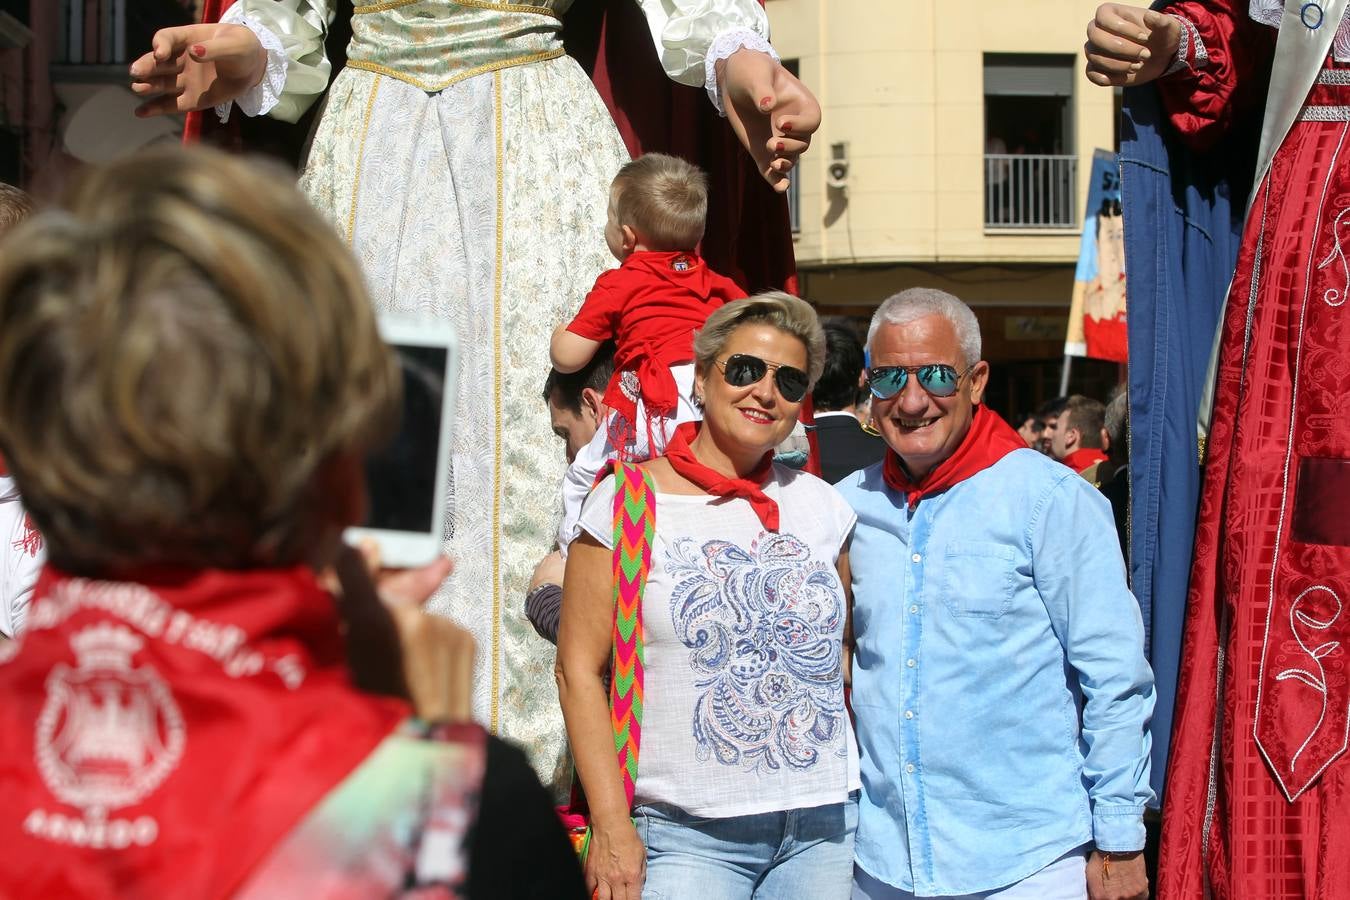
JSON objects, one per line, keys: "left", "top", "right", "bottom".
{"left": 557, "top": 293, "right": 860, "bottom": 900}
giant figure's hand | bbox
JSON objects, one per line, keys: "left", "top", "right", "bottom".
{"left": 1085, "top": 3, "right": 1182, "bottom": 87}
{"left": 720, "top": 50, "right": 822, "bottom": 194}
{"left": 130, "top": 23, "right": 268, "bottom": 118}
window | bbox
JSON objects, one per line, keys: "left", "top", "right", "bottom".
{"left": 54, "top": 0, "right": 191, "bottom": 65}
{"left": 983, "top": 54, "right": 1077, "bottom": 229}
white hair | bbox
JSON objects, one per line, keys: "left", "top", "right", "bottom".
{"left": 866, "top": 287, "right": 982, "bottom": 367}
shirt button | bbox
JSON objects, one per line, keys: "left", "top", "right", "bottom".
{"left": 909, "top": 605, "right": 919, "bottom": 614}
{"left": 911, "top": 553, "right": 922, "bottom": 563}
{"left": 907, "top": 658, "right": 916, "bottom": 668}
{"left": 904, "top": 710, "right": 915, "bottom": 719}
{"left": 906, "top": 763, "right": 916, "bottom": 774}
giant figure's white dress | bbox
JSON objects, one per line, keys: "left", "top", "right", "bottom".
{"left": 221, "top": 0, "right": 774, "bottom": 779}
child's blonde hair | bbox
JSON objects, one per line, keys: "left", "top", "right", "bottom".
{"left": 611, "top": 153, "right": 708, "bottom": 250}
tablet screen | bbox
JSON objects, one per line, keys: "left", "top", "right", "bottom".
{"left": 363, "top": 343, "right": 447, "bottom": 534}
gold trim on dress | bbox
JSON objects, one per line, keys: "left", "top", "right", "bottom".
{"left": 345, "top": 47, "right": 565, "bottom": 94}
{"left": 490, "top": 68, "right": 504, "bottom": 735}
{"left": 347, "top": 73, "right": 383, "bottom": 245}
{"left": 353, "top": 0, "right": 562, "bottom": 19}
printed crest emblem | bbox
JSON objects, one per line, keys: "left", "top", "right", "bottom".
{"left": 35, "top": 623, "right": 185, "bottom": 816}
{"left": 620, "top": 369, "right": 642, "bottom": 403}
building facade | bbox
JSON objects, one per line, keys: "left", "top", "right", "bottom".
{"left": 768, "top": 0, "right": 1121, "bottom": 413}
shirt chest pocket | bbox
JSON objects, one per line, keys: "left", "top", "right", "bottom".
{"left": 939, "top": 540, "right": 1015, "bottom": 619}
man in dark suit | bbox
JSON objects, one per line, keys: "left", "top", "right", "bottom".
{"left": 814, "top": 321, "right": 887, "bottom": 484}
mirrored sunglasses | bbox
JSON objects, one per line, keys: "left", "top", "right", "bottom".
{"left": 867, "top": 363, "right": 972, "bottom": 400}
{"left": 717, "top": 353, "right": 810, "bottom": 403}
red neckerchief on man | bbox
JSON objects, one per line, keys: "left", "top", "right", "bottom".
{"left": 664, "top": 421, "right": 779, "bottom": 531}
{"left": 882, "top": 404, "right": 1027, "bottom": 509}
{"left": 0, "top": 565, "right": 406, "bottom": 899}
{"left": 1062, "top": 447, "right": 1110, "bottom": 474}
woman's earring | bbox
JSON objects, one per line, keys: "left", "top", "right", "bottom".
{"left": 861, "top": 416, "right": 881, "bottom": 437}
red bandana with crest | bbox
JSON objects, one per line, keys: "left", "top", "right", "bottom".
{"left": 0, "top": 565, "right": 406, "bottom": 899}
{"left": 882, "top": 404, "right": 1027, "bottom": 508}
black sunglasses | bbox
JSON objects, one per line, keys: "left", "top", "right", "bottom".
{"left": 867, "top": 363, "right": 974, "bottom": 400}
{"left": 716, "top": 353, "right": 810, "bottom": 403}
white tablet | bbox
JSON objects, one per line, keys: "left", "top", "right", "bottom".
{"left": 346, "top": 316, "right": 458, "bottom": 568}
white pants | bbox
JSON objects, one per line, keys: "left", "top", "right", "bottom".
{"left": 557, "top": 363, "right": 698, "bottom": 553}
{"left": 851, "top": 846, "right": 1089, "bottom": 900}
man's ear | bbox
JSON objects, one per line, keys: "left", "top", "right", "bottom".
{"left": 580, "top": 386, "right": 605, "bottom": 424}
{"left": 968, "top": 360, "right": 990, "bottom": 405}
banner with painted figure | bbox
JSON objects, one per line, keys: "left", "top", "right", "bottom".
{"left": 1064, "top": 149, "right": 1127, "bottom": 363}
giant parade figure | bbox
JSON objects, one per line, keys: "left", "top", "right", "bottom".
{"left": 1087, "top": 2, "right": 1349, "bottom": 896}
{"left": 130, "top": 0, "right": 819, "bottom": 781}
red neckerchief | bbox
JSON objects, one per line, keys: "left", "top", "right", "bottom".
{"left": 1062, "top": 448, "right": 1109, "bottom": 473}
{"left": 664, "top": 422, "right": 779, "bottom": 531}
{"left": 882, "top": 405, "right": 1026, "bottom": 508}
{"left": 0, "top": 565, "right": 406, "bottom": 899}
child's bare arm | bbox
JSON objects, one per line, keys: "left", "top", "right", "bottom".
{"left": 550, "top": 324, "right": 602, "bottom": 374}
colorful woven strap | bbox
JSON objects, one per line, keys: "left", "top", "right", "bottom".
{"left": 609, "top": 461, "right": 652, "bottom": 807}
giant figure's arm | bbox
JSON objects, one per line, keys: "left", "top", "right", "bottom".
{"left": 1157, "top": 1, "right": 1276, "bottom": 149}
{"left": 221, "top": 0, "right": 336, "bottom": 123}
{"left": 631, "top": 0, "right": 772, "bottom": 91}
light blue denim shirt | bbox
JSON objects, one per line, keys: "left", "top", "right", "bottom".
{"left": 837, "top": 448, "right": 1155, "bottom": 896}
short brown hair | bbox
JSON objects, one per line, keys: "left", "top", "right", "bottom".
{"left": 0, "top": 147, "right": 400, "bottom": 573}
{"left": 611, "top": 153, "right": 708, "bottom": 250}
{"left": 0, "top": 183, "right": 34, "bottom": 236}
{"left": 1062, "top": 394, "right": 1107, "bottom": 449}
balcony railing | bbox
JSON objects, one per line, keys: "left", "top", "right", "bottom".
{"left": 984, "top": 154, "right": 1077, "bottom": 229}
{"left": 55, "top": 0, "right": 128, "bottom": 65}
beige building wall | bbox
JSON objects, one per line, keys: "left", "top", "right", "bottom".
{"left": 768, "top": 0, "right": 1115, "bottom": 269}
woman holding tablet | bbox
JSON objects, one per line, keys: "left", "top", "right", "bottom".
{"left": 0, "top": 147, "right": 584, "bottom": 899}
{"left": 557, "top": 293, "right": 858, "bottom": 900}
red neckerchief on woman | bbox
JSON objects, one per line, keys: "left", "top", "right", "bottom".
{"left": 0, "top": 565, "right": 407, "bottom": 900}
{"left": 883, "top": 404, "right": 1027, "bottom": 509}
{"left": 1062, "top": 447, "right": 1110, "bottom": 473}
{"left": 664, "top": 421, "right": 779, "bottom": 531}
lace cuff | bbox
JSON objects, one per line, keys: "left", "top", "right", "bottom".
{"left": 1163, "top": 14, "right": 1209, "bottom": 76}
{"left": 703, "top": 27, "right": 780, "bottom": 118}
{"left": 214, "top": 5, "right": 288, "bottom": 124}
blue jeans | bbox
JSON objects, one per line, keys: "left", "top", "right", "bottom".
{"left": 634, "top": 794, "right": 858, "bottom": 900}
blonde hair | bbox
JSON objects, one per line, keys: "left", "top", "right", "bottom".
{"left": 0, "top": 146, "right": 400, "bottom": 573}
{"left": 0, "top": 183, "right": 33, "bottom": 237}
{"left": 693, "top": 291, "right": 826, "bottom": 388}
{"left": 611, "top": 153, "right": 708, "bottom": 250}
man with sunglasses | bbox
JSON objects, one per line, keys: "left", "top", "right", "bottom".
{"left": 836, "top": 288, "right": 1155, "bottom": 900}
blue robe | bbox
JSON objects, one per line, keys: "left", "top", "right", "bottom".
{"left": 1117, "top": 81, "right": 1256, "bottom": 802}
